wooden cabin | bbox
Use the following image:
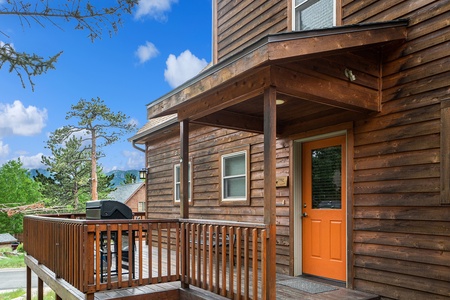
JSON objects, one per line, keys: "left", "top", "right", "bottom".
{"left": 130, "top": 0, "right": 450, "bottom": 299}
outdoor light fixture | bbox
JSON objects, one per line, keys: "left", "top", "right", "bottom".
{"left": 139, "top": 168, "right": 148, "bottom": 180}
{"left": 276, "top": 99, "right": 285, "bottom": 105}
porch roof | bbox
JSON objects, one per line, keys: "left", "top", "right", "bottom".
{"left": 134, "top": 20, "right": 407, "bottom": 142}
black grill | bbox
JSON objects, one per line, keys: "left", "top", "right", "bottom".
{"left": 86, "top": 200, "right": 132, "bottom": 220}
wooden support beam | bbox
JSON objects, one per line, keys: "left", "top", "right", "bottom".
{"left": 25, "top": 256, "right": 86, "bottom": 300}
{"left": 271, "top": 66, "right": 380, "bottom": 112}
{"left": 147, "top": 48, "right": 269, "bottom": 119}
{"left": 177, "top": 68, "right": 269, "bottom": 121}
{"left": 194, "top": 110, "right": 265, "bottom": 134}
{"left": 268, "top": 25, "right": 407, "bottom": 62}
{"left": 263, "top": 86, "right": 277, "bottom": 299}
{"left": 26, "top": 266, "right": 31, "bottom": 300}
{"left": 180, "top": 120, "right": 190, "bottom": 289}
{"left": 38, "top": 278, "right": 43, "bottom": 300}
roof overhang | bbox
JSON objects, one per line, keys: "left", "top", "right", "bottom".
{"left": 131, "top": 20, "right": 409, "bottom": 143}
{"left": 146, "top": 20, "right": 408, "bottom": 121}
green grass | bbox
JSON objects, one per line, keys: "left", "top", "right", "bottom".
{"left": 0, "top": 289, "right": 25, "bottom": 300}
{"left": 0, "top": 247, "right": 26, "bottom": 268}
{"left": 0, "top": 289, "right": 55, "bottom": 300}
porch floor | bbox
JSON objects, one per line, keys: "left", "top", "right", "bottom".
{"left": 93, "top": 274, "right": 379, "bottom": 300}
{"left": 91, "top": 240, "right": 378, "bottom": 300}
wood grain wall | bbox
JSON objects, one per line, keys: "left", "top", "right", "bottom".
{"left": 145, "top": 125, "right": 292, "bottom": 274}
{"left": 215, "top": 0, "right": 288, "bottom": 62}
{"left": 144, "top": 0, "right": 449, "bottom": 297}
{"left": 344, "top": 0, "right": 450, "bottom": 299}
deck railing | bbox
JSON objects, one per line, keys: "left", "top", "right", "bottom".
{"left": 23, "top": 215, "right": 269, "bottom": 299}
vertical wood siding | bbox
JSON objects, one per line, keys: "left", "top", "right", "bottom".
{"left": 344, "top": 0, "right": 450, "bottom": 299}
{"left": 145, "top": 126, "right": 292, "bottom": 274}
{"left": 216, "top": 0, "right": 288, "bottom": 61}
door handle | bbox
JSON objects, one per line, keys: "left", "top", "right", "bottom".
{"left": 302, "top": 212, "right": 308, "bottom": 217}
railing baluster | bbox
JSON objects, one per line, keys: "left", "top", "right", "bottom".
{"left": 139, "top": 223, "right": 143, "bottom": 285}
{"left": 261, "top": 229, "right": 267, "bottom": 300}
{"left": 214, "top": 225, "right": 220, "bottom": 295}
{"left": 167, "top": 222, "right": 171, "bottom": 280}
{"left": 148, "top": 223, "right": 153, "bottom": 282}
{"left": 236, "top": 227, "right": 242, "bottom": 300}
{"left": 244, "top": 228, "right": 249, "bottom": 300}
{"left": 191, "top": 223, "right": 196, "bottom": 285}
{"left": 95, "top": 225, "right": 101, "bottom": 291}
{"left": 196, "top": 223, "right": 201, "bottom": 287}
{"left": 221, "top": 226, "right": 226, "bottom": 297}
{"left": 208, "top": 225, "right": 213, "bottom": 292}
{"left": 158, "top": 223, "right": 162, "bottom": 283}
{"left": 202, "top": 224, "right": 207, "bottom": 289}
{"left": 175, "top": 222, "right": 180, "bottom": 281}
{"left": 252, "top": 228, "right": 258, "bottom": 300}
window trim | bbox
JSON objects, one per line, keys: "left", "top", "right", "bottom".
{"left": 173, "top": 161, "right": 193, "bottom": 205}
{"left": 219, "top": 146, "right": 250, "bottom": 206}
{"left": 138, "top": 201, "right": 146, "bottom": 212}
{"left": 292, "top": 0, "right": 339, "bottom": 31}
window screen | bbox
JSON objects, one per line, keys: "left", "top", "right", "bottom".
{"left": 295, "top": 0, "right": 334, "bottom": 31}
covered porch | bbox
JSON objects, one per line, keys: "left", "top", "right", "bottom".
{"left": 23, "top": 20, "right": 408, "bottom": 300}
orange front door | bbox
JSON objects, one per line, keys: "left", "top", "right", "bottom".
{"left": 302, "top": 135, "right": 346, "bottom": 281}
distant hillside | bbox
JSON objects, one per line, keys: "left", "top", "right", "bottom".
{"left": 106, "top": 170, "right": 142, "bottom": 187}
{"left": 28, "top": 169, "right": 141, "bottom": 187}
{"left": 29, "top": 168, "right": 50, "bottom": 178}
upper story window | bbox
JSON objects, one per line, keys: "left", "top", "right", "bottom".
{"left": 138, "top": 202, "right": 145, "bottom": 212}
{"left": 220, "top": 148, "right": 249, "bottom": 205}
{"left": 174, "top": 162, "right": 192, "bottom": 203}
{"left": 294, "top": 0, "right": 335, "bottom": 31}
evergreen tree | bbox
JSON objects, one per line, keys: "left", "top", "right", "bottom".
{"left": 50, "top": 97, "right": 135, "bottom": 201}
{"left": 0, "top": 0, "right": 137, "bottom": 90}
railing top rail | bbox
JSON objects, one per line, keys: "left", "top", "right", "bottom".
{"left": 24, "top": 215, "right": 268, "bottom": 230}
{"left": 179, "top": 218, "right": 268, "bottom": 229}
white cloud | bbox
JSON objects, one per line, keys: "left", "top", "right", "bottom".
{"left": 0, "top": 141, "right": 9, "bottom": 157}
{"left": 135, "top": 0, "right": 177, "bottom": 20}
{"left": 164, "top": 50, "right": 208, "bottom": 88}
{"left": 0, "top": 100, "right": 47, "bottom": 137}
{"left": 129, "top": 118, "right": 139, "bottom": 127}
{"left": 123, "top": 150, "right": 144, "bottom": 170}
{"left": 135, "top": 41, "right": 159, "bottom": 64}
{"left": 18, "top": 153, "right": 45, "bottom": 169}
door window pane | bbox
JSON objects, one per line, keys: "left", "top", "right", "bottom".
{"left": 311, "top": 145, "right": 341, "bottom": 209}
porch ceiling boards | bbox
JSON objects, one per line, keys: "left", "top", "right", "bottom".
{"left": 146, "top": 20, "right": 407, "bottom": 137}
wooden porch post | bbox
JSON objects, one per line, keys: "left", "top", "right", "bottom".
{"left": 263, "top": 86, "right": 277, "bottom": 299}
{"left": 180, "top": 120, "right": 190, "bottom": 288}
{"left": 26, "top": 266, "right": 31, "bottom": 300}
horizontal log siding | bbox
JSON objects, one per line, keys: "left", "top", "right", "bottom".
{"left": 216, "top": 0, "right": 288, "bottom": 61}
{"left": 146, "top": 125, "right": 291, "bottom": 274}
{"left": 345, "top": 0, "right": 450, "bottom": 299}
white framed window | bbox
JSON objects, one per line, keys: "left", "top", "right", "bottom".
{"left": 220, "top": 149, "right": 249, "bottom": 205}
{"left": 293, "top": 0, "right": 336, "bottom": 31}
{"left": 174, "top": 162, "right": 192, "bottom": 203}
{"left": 138, "top": 202, "right": 145, "bottom": 212}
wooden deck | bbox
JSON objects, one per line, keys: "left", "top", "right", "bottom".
{"left": 93, "top": 275, "right": 379, "bottom": 300}
{"left": 92, "top": 241, "right": 379, "bottom": 300}
{"left": 24, "top": 216, "right": 379, "bottom": 300}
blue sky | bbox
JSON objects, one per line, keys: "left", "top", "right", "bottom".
{"left": 0, "top": 0, "right": 212, "bottom": 172}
